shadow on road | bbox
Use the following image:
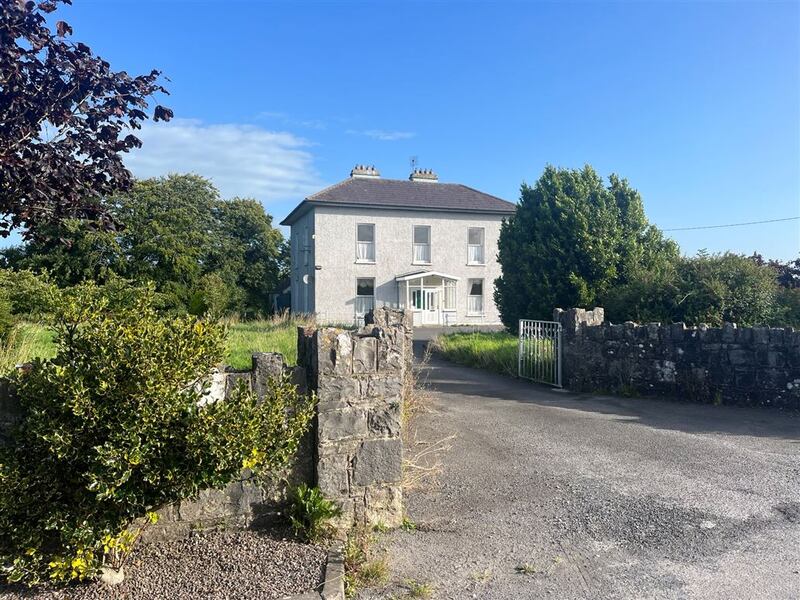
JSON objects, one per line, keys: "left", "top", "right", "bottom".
{"left": 417, "top": 347, "right": 800, "bottom": 443}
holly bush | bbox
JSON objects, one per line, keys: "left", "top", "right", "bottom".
{"left": 0, "top": 282, "right": 314, "bottom": 585}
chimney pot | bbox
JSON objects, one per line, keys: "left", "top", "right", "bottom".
{"left": 409, "top": 167, "right": 438, "bottom": 183}
{"left": 350, "top": 164, "right": 381, "bottom": 179}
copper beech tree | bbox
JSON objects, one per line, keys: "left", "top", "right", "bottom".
{"left": 0, "top": 0, "right": 172, "bottom": 240}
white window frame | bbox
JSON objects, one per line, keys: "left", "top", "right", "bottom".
{"left": 467, "top": 227, "right": 485, "bottom": 265}
{"left": 355, "top": 277, "right": 375, "bottom": 317}
{"left": 467, "top": 278, "right": 484, "bottom": 316}
{"left": 356, "top": 223, "right": 376, "bottom": 263}
{"left": 412, "top": 225, "right": 431, "bottom": 264}
{"left": 443, "top": 280, "right": 456, "bottom": 311}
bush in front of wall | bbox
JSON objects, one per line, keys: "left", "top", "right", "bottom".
{"left": 289, "top": 484, "right": 342, "bottom": 543}
{"left": 0, "top": 281, "right": 315, "bottom": 586}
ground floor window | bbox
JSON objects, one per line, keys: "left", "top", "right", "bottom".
{"left": 467, "top": 279, "right": 484, "bottom": 315}
{"left": 355, "top": 278, "right": 375, "bottom": 316}
{"left": 411, "top": 289, "right": 423, "bottom": 309}
{"left": 443, "top": 280, "right": 456, "bottom": 310}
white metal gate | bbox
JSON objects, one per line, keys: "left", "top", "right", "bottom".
{"left": 518, "top": 319, "right": 562, "bottom": 387}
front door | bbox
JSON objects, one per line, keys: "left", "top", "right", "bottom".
{"left": 422, "top": 289, "right": 440, "bottom": 325}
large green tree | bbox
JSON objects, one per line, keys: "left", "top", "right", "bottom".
{"left": 111, "top": 174, "right": 218, "bottom": 309}
{"left": 494, "top": 165, "right": 677, "bottom": 329}
{"left": 209, "top": 198, "right": 288, "bottom": 316}
{"left": 2, "top": 174, "right": 288, "bottom": 315}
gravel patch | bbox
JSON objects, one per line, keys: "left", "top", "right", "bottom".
{"left": 0, "top": 527, "right": 327, "bottom": 600}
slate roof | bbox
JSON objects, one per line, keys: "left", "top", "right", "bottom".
{"left": 280, "top": 177, "right": 516, "bottom": 225}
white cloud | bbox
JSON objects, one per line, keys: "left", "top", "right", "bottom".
{"left": 256, "top": 111, "right": 327, "bottom": 130}
{"left": 346, "top": 129, "right": 416, "bottom": 141}
{"left": 124, "top": 118, "right": 324, "bottom": 203}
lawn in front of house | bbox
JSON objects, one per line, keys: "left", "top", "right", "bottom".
{"left": 1, "top": 315, "right": 318, "bottom": 374}
{"left": 224, "top": 315, "right": 315, "bottom": 369}
{"left": 431, "top": 331, "right": 518, "bottom": 376}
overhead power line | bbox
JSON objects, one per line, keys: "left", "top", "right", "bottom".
{"left": 662, "top": 216, "right": 800, "bottom": 232}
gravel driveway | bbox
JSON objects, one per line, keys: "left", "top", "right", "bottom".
{"left": 364, "top": 354, "right": 800, "bottom": 599}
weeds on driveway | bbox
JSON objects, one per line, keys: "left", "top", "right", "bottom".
{"left": 343, "top": 526, "right": 389, "bottom": 598}
{"left": 402, "top": 343, "right": 455, "bottom": 493}
{"left": 403, "top": 578, "right": 434, "bottom": 598}
{"left": 514, "top": 556, "right": 563, "bottom": 577}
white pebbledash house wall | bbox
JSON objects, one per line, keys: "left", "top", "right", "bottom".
{"left": 281, "top": 165, "right": 516, "bottom": 327}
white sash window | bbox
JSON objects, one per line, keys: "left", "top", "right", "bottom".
{"left": 467, "top": 279, "right": 484, "bottom": 315}
{"left": 356, "top": 223, "right": 375, "bottom": 262}
{"left": 467, "top": 227, "right": 485, "bottom": 264}
{"left": 413, "top": 225, "right": 431, "bottom": 264}
{"left": 355, "top": 278, "right": 375, "bottom": 317}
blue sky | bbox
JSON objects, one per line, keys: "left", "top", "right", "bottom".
{"left": 10, "top": 0, "right": 800, "bottom": 258}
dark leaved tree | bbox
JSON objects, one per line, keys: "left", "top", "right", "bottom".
{"left": 494, "top": 165, "right": 678, "bottom": 329}
{"left": 0, "top": 0, "right": 172, "bottom": 239}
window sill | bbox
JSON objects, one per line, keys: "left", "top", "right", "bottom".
{"left": 411, "top": 261, "right": 432, "bottom": 266}
{"left": 442, "top": 309, "right": 456, "bottom": 312}
{"left": 466, "top": 263, "right": 485, "bottom": 267}
{"left": 355, "top": 260, "right": 376, "bottom": 265}
{"left": 466, "top": 313, "right": 485, "bottom": 317}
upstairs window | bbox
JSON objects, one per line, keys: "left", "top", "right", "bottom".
{"left": 356, "top": 223, "right": 375, "bottom": 262}
{"left": 467, "top": 227, "right": 485, "bottom": 264}
{"left": 413, "top": 225, "right": 431, "bottom": 264}
{"left": 467, "top": 279, "right": 484, "bottom": 315}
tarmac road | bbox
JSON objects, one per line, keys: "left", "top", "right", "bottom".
{"left": 362, "top": 352, "right": 800, "bottom": 599}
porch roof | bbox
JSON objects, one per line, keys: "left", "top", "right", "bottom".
{"left": 395, "top": 270, "right": 460, "bottom": 282}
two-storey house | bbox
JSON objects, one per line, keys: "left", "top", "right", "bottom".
{"left": 280, "top": 165, "right": 516, "bottom": 326}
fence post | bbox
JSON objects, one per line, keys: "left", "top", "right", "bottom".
{"left": 557, "top": 325, "right": 563, "bottom": 388}
{"left": 517, "top": 319, "right": 523, "bottom": 378}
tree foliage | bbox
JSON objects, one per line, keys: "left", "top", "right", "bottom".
{"left": 0, "top": 0, "right": 172, "bottom": 239}
{"left": 0, "top": 282, "right": 314, "bottom": 585}
{"left": 750, "top": 253, "right": 800, "bottom": 289}
{"left": 494, "top": 165, "right": 678, "bottom": 329}
{"left": 2, "top": 174, "right": 288, "bottom": 315}
{"left": 603, "top": 252, "right": 782, "bottom": 326}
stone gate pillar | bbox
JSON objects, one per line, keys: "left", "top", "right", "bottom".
{"left": 553, "top": 307, "right": 604, "bottom": 390}
{"left": 298, "top": 308, "right": 412, "bottom": 531}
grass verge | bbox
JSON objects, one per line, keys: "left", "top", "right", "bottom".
{"left": 1, "top": 314, "right": 320, "bottom": 374}
{"left": 430, "top": 331, "right": 518, "bottom": 376}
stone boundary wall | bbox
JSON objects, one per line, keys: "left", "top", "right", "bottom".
{"left": 555, "top": 307, "right": 800, "bottom": 410}
{"left": 299, "top": 307, "right": 412, "bottom": 532}
{"left": 0, "top": 309, "right": 411, "bottom": 539}
{"left": 146, "top": 353, "right": 314, "bottom": 540}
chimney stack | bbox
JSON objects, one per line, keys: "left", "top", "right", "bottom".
{"left": 409, "top": 168, "right": 438, "bottom": 183}
{"left": 350, "top": 164, "right": 380, "bottom": 179}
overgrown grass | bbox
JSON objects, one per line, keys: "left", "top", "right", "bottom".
{"left": 1, "top": 314, "right": 319, "bottom": 374}
{"left": 224, "top": 313, "right": 315, "bottom": 369}
{"left": 431, "top": 331, "right": 518, "bottom": 376}
{"left": 0, "top": 323, "right": 56, "bottom": 374}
